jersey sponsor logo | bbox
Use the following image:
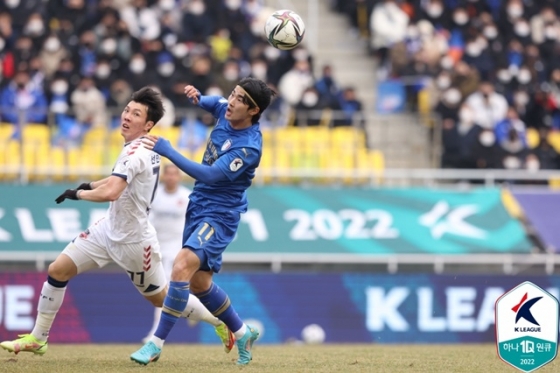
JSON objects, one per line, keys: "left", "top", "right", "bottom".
{"left": 230, "top": 158, "right": 243, "bottom": 172}
{"left": 221, "top": 139, "right": 232, "bottom": 151}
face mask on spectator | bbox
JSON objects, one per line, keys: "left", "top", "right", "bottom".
{"left": 503, "top": 155, "right": 521, "bottom": 169}
{"left": 465, "top": 43, "right": 482, "bottom": 57}
{"left": 158, "top": 62, "right": 175, "bottom": 77}
{"left": 483, "top": 26, "right": 498, "bottom": 39}
{"left": 159, "top": 0, "right": 175, "bottom": 11}
{"left": 436, "top": 75, "right": 451, "bottom": 89}
{"left": 526, "top": 157, "right": 540, "bottom": 171}
{"left": 188, "top": 1, "right": 205, "bottom": 15}
{"left": 517, "top": 69, "right": 532, "bottom": 84}
{"left": 497, "top": 69, "right": 512, "bottom": 82}
{"left": 514, "top": 91, "right": 529, "bottom": 106}
{"left": 514, "top": 21, "right": 530, "bottom": 37}
{"left": 25, "top": 19, "right": 45, "bottom": 35}
{"left": 171, "top": 43, "right": 188, "bottom": 58}
{"left": 453, "top": 11, "right": 468, "bottom": 25}
{"left": 507, "top": 5, "right": 523, "bottom": 19}
{"left": 5, "top": 0, "right": 20, "bottom": 8}
{"left": 130, "top": 59, "right": 146, "bottom": 73}
{"left": 264, "top": 46, "right": 281, "bottom": 61}
{"left": 206, "top": 86, "right": 223, "bottom": 96}
{"left": 96, "top": 64, "right": 111, "bottom": 79}
{"left": 406, "top": 26, "right": 419, "bottom": 39}
{"left": 292, "top": 48, "right": 309, "bottom": 61}
{"left": 163, "top": 33, "right": 177, "bottom": 48}
{"left": 44, "top": 37, "right": 61, "bottom": 52}
{"left": 225, "top": 0, "right": 242, "bottom": 10}
{"left": 302, "top": 92, "right": 319, "bottom": 107}
{"left": 100, "top": 38, "right": 117, "bottom": 54}
{"left": 223, "top": 68, "right": 239, "bottom": 81}
{"left": 426, "top": 4, "right": 443, "bottom": 18}
{"left": 251, "top": 63, "right": 267, "bottom": 80}
{"left": 443, "top": 88, "right": 462, "bottom": 105}
{"left": 479, "top": 131, "right": 496, "bottom": 147}
{"left": 459, "top": 107, "right": 474, "bottom": 123}
{"left": 544, "top": 26, "right": 557, "bottom": 40}
{"left": 440, "top": 56, "right": 454, "bottom": 70}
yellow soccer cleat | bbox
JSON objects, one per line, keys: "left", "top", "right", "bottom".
{"left": 214, "top": 323, "right": 235, "bottom": 353}
{"left": 0, "top": 334, "right": 48, "bottom": 355}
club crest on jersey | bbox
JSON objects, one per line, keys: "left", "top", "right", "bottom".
{"left": 221, "top": 139, "right": 232, "bottom": 151}
{"left": 230, "top": 158, "right": 243, "bottom": 172}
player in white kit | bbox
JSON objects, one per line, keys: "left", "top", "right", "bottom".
{"left": 0, "top": 87, "right": 233, "bottom": 356}
{"left": 142, "top": 164, "right": 228, "bottom": 343}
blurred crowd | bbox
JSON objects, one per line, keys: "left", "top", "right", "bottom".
{"left": 0, "top": 0, "right": 363, "bottom": 149}
{"left": 333, "top": 0, "right": 560, "bottom": 171}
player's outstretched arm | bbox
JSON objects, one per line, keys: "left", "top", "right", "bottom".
{"left": 74, "top": 177, "right": 110, "bottom": 191}
{"left": 55, "top": 176, "right": 127, "bottom": 204}
{"left": 184, "top": 84, "right": 225, "bottom": 117}
{"left": 142, "top": 136, "right": 227, "bottom": 184}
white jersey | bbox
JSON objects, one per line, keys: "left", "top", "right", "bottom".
{"left": 107, "top": 139, "right": 161, "bottom": 243}
{"left": 149, "top": 185, "right": 191, "bottom": 245}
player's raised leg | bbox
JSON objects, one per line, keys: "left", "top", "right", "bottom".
{"left": 0, "top": 245, "right": 87, "bottom": 355}
{"left": 192, "top": 271, "right": 259, "bottom": 365}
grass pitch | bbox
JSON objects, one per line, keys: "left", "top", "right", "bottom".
{"left": 0, "top": 344, "right": 558, "bottom": 373}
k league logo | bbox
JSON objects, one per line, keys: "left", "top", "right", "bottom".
{"left": 496, "top": 281, "right": 559, "bottom": 373}
{"left": 513, "top": 293, "right": 542, "bottom": 327}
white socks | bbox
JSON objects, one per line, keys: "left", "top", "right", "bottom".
{"left": 182, "top": 295, "right": 221, "bottom": 327}
{"left": 31, "top": 282, "right": 67, "bottom": 342}
{"left": 233, "top": 324, "right": 248, "bottom": 340}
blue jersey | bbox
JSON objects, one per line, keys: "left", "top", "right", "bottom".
{"left": 188, "top": 95, "right": 262, "bottom": 212}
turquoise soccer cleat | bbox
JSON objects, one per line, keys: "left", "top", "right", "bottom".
{"left": 236, "top": 325, "right": 259, "bottom": 365}
{"left": 130, "top": 341, "right": 161, "bottom": 365}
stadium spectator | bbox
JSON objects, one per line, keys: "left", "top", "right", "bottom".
{"left": 369, "top": 0, "right": 409, "bottom": 76}
{"left": 336, "top": 87, "right": 365, "bottom": 128}
{"left": 465, "top": 81, "right": 508, "bottom": 130}
{"left": 120, "top": 0, "right": 161, "bottom": 41}
{"left": 39, "top": 34, "right": 68, "bottom": 80}
{"left": 0, "top": 68, "right": 48, "bottom": 126}
{"left": 294, "top": 87, "right": 324, "bottom": 127}
{"left": 70, "top": 76, "right": 107, "bottom": 131}
{"left": 278, "top": 58, "right": 314, "bottom": 106}
{"left": 494, "top": 107, "right": 528, "bottom": 153}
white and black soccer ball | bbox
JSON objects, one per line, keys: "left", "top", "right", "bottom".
{"left": 264, "top": 9, "right": 305, "bottom": 50}
{"left": 301, "top": 323, "right": 326, "bottom": 344}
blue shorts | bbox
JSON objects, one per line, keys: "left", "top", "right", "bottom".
{"left": 182, "top": 202, "right": 240, "bottom": 273}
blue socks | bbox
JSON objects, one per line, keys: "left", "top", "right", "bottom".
{"left": 195, "top": 283, "right": 243, "bottom": 333}
{"left": 154, "top": 281, "right": 190, "bottom": 340}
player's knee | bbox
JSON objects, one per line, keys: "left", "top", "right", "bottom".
{"left": 47, "top": 261, "right": 73, "bottom": 282}
{"left": 47, "top": 252, "right": 78, "bottom": 281}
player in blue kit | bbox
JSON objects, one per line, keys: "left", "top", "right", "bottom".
{"left": 131, "top": 78, "right": 275, "bottom": 366}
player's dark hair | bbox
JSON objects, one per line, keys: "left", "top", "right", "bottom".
{"left": 238, "top": 78, "right": 276, "bottom": 124}
{"left": 130, "top": 87, "right": 165, "bottom": 129}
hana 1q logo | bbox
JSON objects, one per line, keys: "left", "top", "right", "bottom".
{"left": 496, "top": 281, "right": 559, "bottom": 372}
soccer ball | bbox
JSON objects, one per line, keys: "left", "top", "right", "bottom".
{"left": 264, "top": 9, "right": 305, "bottom": 50}
{"left": 301, "top": 324, "right": 326, "bottom": 344}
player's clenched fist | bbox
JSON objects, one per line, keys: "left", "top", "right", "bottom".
{"left": 184, "top": 85, "right": 200, "bottom": 105}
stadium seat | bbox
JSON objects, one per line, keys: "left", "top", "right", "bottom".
{"left": 546, "top": 131, "right": 560, "bottom": 153}
{"left": 50, "top": 147, "right": 66, "bottom": 182}
{"left": 1, "top": 140, "right": 21, "bottom": 181}
{"left": 22, "top": 124, "right": 50, "bottom": 146}
{"left": 526, "top": 128, "right": 539, "bottom": 149}
{"left": 0, "top": 123, "right": 15, "bottom": 143}
{"left": 83, "top": 126, "right": 108, "bottom": 147}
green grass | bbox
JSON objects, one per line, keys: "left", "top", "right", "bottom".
{"left": 0, "top": 344, "right": 558, "bottom": 373}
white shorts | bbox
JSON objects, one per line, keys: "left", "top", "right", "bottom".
{"left": 158, "top": 240, "right": 183, "bottom": 281}
{"left": 63, "top": 218, "right": 167, "bottom": 297}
